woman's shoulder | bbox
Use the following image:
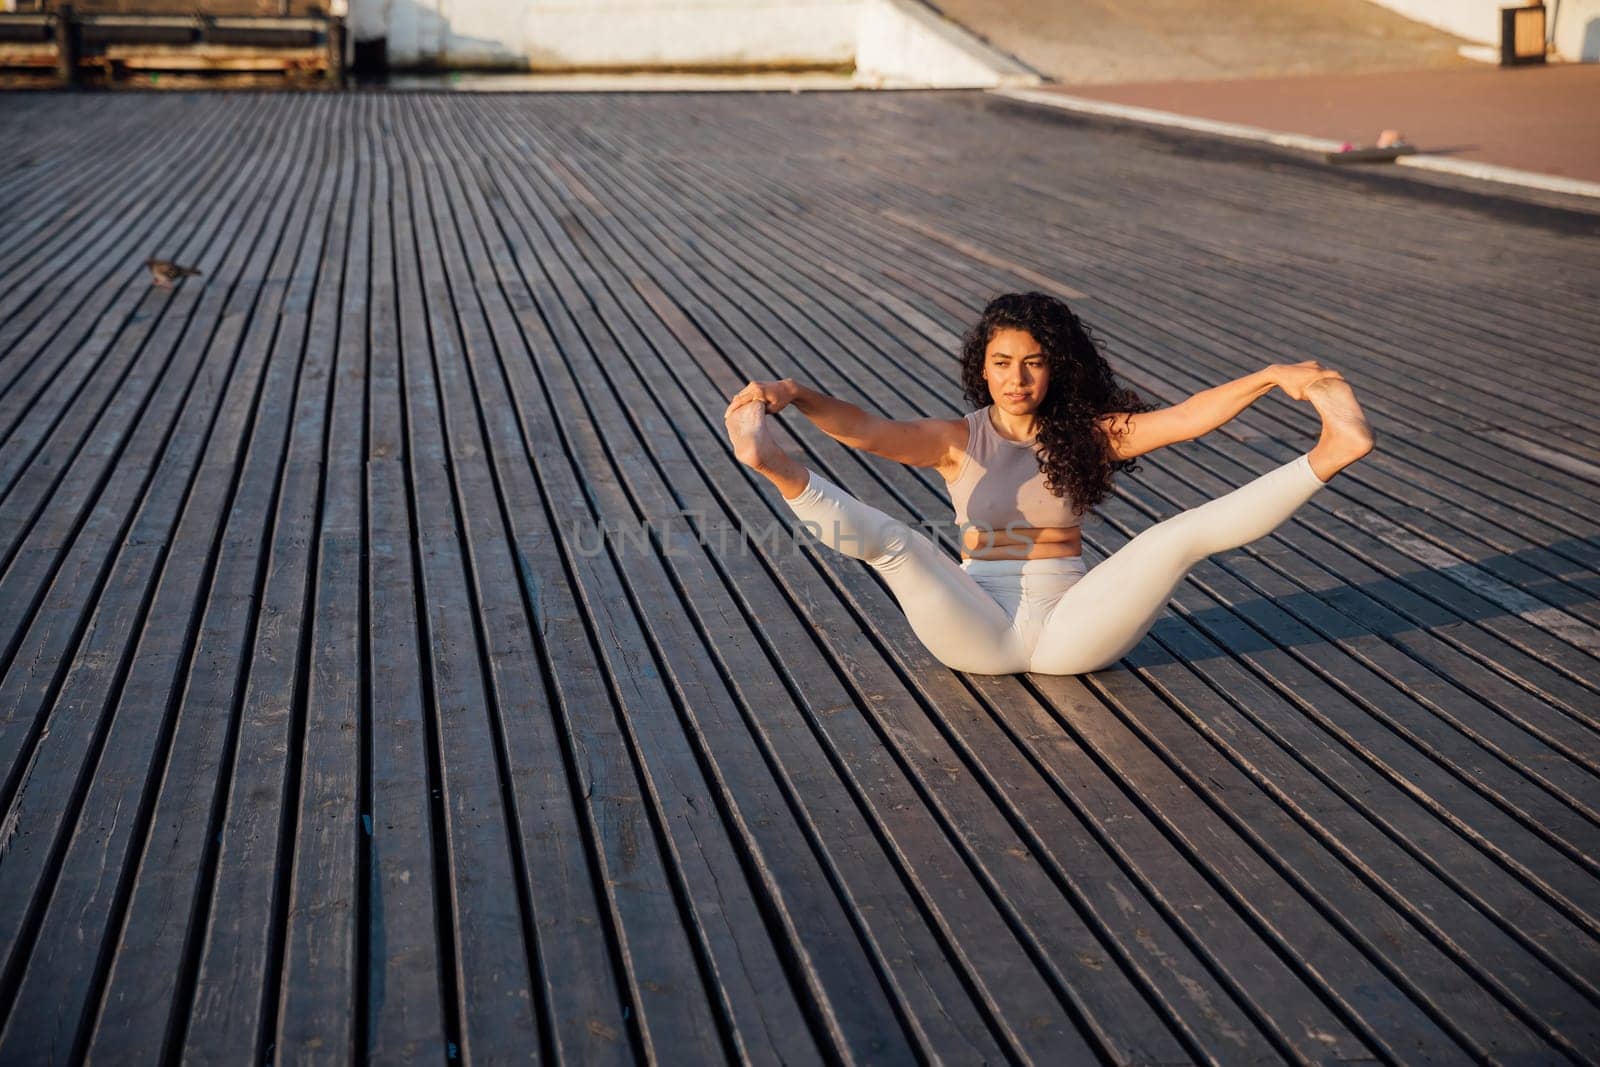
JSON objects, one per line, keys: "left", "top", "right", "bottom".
{"left": 937, "top": 410, "right": 980, "bottom": 482}
{"left": 944, "top": 409, "right": 982, "bottom": 450}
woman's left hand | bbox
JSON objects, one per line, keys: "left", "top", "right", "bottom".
{"left": 725, "top": 378, "right": 797, "bottom": 417}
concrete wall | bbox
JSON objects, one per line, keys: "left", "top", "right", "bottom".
{"left": 856, "top": 0, "right": 1036, "bottom": 87}
{"left": 1362, "top": 0, "right": 1502, "bottom": 44}
{"left": 352, "top": 0, "right": 1039, "bottom": 81}
{"left": 361, "top": 0, "right": 859, "bottom": 70}
{"left": 1364, "top": 0, "right": 1600, "bottom": 60}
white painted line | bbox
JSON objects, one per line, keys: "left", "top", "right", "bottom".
{"left": 1394, "top": 154, "right": 1600, "bottom": 200}
{"left": 1482, "top": 430, "right": 1600, "bottom": 484}
{"left": 991, "top": 87, "right": 1600, "bottom": 201}
{"left": 1339, "top": 508, "right": 1600, "bottom": 658}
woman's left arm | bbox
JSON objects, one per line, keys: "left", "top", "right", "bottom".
{"left": 1100, "top": 361, "right": 1330, "bottom": 460}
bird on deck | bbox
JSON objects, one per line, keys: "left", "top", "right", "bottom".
{"left": 144, "top": 258, "right": 202, "bottom": 288}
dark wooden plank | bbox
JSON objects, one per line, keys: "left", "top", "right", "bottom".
{"left": 1140, "top": 451, "right": 1600, "bottom": 806}
{"left": 436, "top": 100, "right": 938, "bottom": 1061}
{"left": 361, "top": 96, "right": 545, "bottom": 1063}
{"left": 950, "top": 92, "right": 1600, "bottom": 341}
{"left": 82, "top": 99, "right": 360, "bottom": 1065}
{"left": 0, "top": 98, "right": 111, "bottom": 204}
{"left": 0, "top": 94, "right": 312, "bottom": 968}
{"left": 357, "top": 99, "right": 453, "bottom": 1059}
{"left": 0, "top": 95, "right": 282, "bottom": 580}
{"left": 457, "top": 123, "right": 1017, "bottom": 1062}
{"left": 368, "top": 97, "right": 617, "bottom": 1067}
{"left": 0, "top": 96, "right": 334, "bottom": 1063}
{"left": 0, "top": 89, "right": 1594, "bottom": 1066}
{"left": 273, "top": 95, "right": 367, "bottom": 1059}
{"left": 412, "top": 96, "right": 824, "bottom": 1062}
{"left": 1097, "top": 485, "right": 1600, "bottom": 1053}
{"left": 467, "top": 102, "right": 1030, "bottom": 1062}
{"left": 385, "top": 99, "right": 744, "bottom": 1061}
{"left": 0, "top": 96, "right": 199, "bottom": 289}
{"left": 0, "top": 97, "right": 247, "bottom": 399}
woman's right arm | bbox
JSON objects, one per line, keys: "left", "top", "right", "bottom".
{"left": 729, "top": 378, "right": 959, "bottom": 469}
{"left": 789, "top": 381, "right": 878, "bottom": 445}
{"left": 797, "top": 382, "right": 962, "bottom": 469}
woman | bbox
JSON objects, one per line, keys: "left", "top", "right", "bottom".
{"left": 722, "top": 292, "right": 1374, "bottom": 675}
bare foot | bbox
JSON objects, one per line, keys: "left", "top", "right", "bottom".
{"left": 1305, "top": 375, "right": 1375, "bottom": 481}
{"left": 725, "top": 398, "right": 809, "bottom": 499}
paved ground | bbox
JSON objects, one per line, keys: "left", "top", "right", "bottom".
{"left": 0, "top": 89, "right": 1597, "bottom": 1063}
{"left": 933, "top": 0, "right": 1476, "bottom": 85}
{"left": 1053, "top": 63, "right": 1600, "bottom": 183}
{"left": 942, "top": 0, "right": 1599, "bottom": 188}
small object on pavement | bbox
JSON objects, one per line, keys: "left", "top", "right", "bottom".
{"left": 1324, "top": 140, "right": 1417, "bottom": 165}
{"left": 144, "top": 257, "right": 202, "bottom": 288}
{"left": 1376, "top": 129, "right": 1405, "bottom": 148}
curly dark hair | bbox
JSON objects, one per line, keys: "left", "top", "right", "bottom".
{"left": 959, "top": 292, "right": 1154, "bottom": 513}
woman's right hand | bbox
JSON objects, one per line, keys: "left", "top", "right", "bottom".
{"left": 725, "top": 378, "right": 798, "bottom": 417}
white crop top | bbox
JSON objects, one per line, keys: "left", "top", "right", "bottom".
{"left": 945, "top": 406, "right": 1084, "bottom": 533}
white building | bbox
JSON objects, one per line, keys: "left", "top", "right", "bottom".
{"left": 353, "top": 0, "right": 1600, "bottom": 72}
{"left": 348, "top": 0, "right": 1038, "bottom": 83}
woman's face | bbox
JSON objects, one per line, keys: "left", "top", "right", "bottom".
{"left": 983, "top": 328, "right": 1049, "bottom": 413}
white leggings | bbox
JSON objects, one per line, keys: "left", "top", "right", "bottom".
{"left": 782, "top": 454, "right": 1327, "bottom": 675}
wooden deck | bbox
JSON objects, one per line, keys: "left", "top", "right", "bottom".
{"left": 0, "top": 89, "right": 1597, "bottom": 1065}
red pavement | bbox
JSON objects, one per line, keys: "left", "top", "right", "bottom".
{"left": 1049, "top": 64, "right": 1600, "bottom": 184}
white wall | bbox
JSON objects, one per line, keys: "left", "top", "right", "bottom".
{"left": 855, "top": 0, "right": 1036, "bottom": 87}
{"left": 355, "top": 0, "right": 1039, "bottom": 80}
{"left": 1553, "top": 0, "right": 1600, "bottom": 60}
{"left": 1364, "top": 0, "right": 1600, "bottom": 60}
{"left": 365, "top": 0, "right": 859, "bottom": 70}
{"left": 1362, "top": 0, "right": 1503, "bottom": 43}
{"left": 523, "top": 0, "right": 858, "bottom": 68}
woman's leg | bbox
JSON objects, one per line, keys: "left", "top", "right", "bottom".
{"left": 726, "top": 401, "right": 1028, "bottom": 674}
{"left": 1028, "top": 376, "right": 1374, "bottom": 675}
{"left": 1028, "top": 453, "right": 1326, "bottom": 674}
{"left": 784, "top": 469, "right": 1031, "bottom": 673}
